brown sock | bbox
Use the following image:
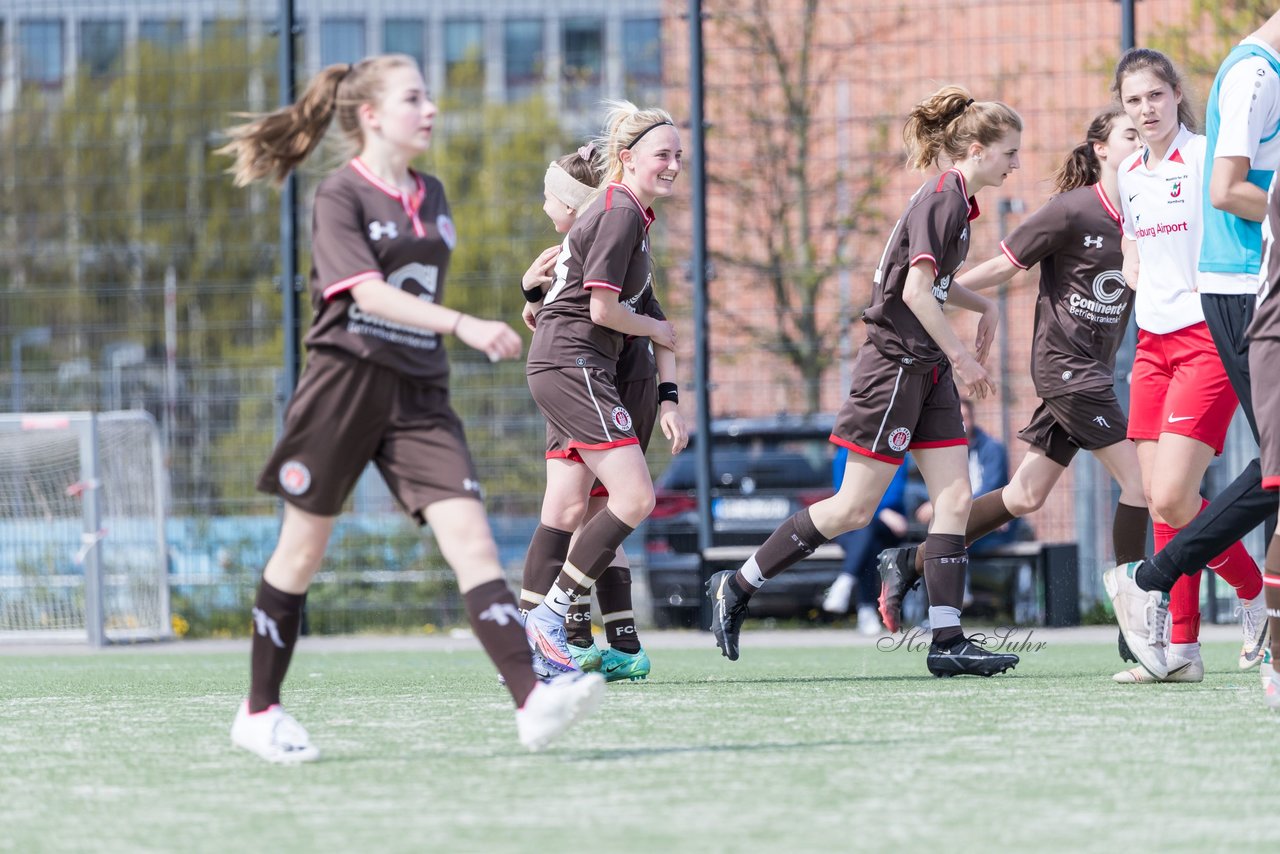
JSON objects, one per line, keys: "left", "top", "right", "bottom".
{"left": 248, "top": 579, "right": 306, "bottom": 714}
{"left": 464, "top": 579, "right": 538, "bottom": 707}
{"left": 966, "top": 488, "right": 1017, "bottom": 545}
{"left": 596, "top": 565, "right": 640, "bottom": 653}
{"left": 1265, "top": 535, "right": 1280, "bottom": 665}
{"left": 520, "top": 524, "right": 572, "bottom": 612}
{"left": 566, "top": 596, "right": 594, "bottom": 647}
{"left": 922, "top": 532, "right": 967, "bottom": 645}
{"left": 734, "top": 508, "right": 829, "bottom": 590}
{"left": 1113, "top": 501, "right": 1150, "bottom": 565}
{"left": 545, "top": 509, "right": 634, "bottom": 614}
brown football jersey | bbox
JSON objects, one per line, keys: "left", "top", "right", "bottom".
{"left": 526, "top": 182, "right": 656, "bottom": 375}
{"left": 863, "top": 168, "right": 978, "bottom": 373}
{"left": 304, "top": 159, "right": 456, "bottom": 387}
{"left": 616, "top": 287, "right": 665, "bottom": 384}
{"left": 1000, "top": 183, "right": 1131, "bottom": 396}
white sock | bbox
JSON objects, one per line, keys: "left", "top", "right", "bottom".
{"left": 739, "top": 555, "right": 766, "bottom": 590}
{"left": 1169, "top": 641, "right": 1199, "bottom": 660}
{"left": 541, "top": 583, "right": 575, "bottom": 619}
{"left": 928, "top": 605, "right": 961, "bottom": 630}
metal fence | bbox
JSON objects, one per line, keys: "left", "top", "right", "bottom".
{"left": 0, "top": 0, "right": 1265, "bottom": 633}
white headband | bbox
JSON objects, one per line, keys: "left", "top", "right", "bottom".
{"left": 544, "top": 161, "right": 594, "bottom": 212}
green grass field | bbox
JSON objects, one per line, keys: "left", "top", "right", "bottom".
{"left": 0, "top": 633, "right": 1273, "bottom": 853}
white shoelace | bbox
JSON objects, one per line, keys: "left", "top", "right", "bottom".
{"left": 1235, "top": 601, "right": 1263, "bottom": 642}
{"left": 1144, "top": 593, "right": 1169, "bottom": 649}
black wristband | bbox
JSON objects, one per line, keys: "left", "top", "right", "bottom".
{"left": 522, "top": 285, "right": 544, "bottom": 303}
{"left": 658, "top": 382, "right": 679, "bottom": 404}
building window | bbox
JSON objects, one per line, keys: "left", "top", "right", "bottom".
{"left": 504, "top": 19, "right": 543, "bottom": 100}
{"left": 80, "top": 20, "right": 126, "bottom": 78}
{"left": 19, "top": 19, "right": 64, "bottom": 89}
{"left": 321, "top": 19, "right": 366, "bottom": 67}
{"left": 444, "top": 19, "right": 484, "bottom": 95}
{"left": 562, "top": 17, "right": 602, "bottom": 110}
{"left": 623, "top": 18, "right": 662, "bottom": 102}
{"left": 139, "top": 19, "right": 185, "bottom": 51}
{"left": 383, "top": 19, "right": 425, "bottom": 71}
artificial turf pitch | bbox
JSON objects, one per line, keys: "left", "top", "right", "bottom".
{"left": 0, "top": 633, "right": 1273, "bottom": 852}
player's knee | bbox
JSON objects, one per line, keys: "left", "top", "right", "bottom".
{"left": 1148, "top": 488, "right": 1195, "bottom": 528}
{"left": 1004, "top": 484, "right": 1045, "bottom": 516}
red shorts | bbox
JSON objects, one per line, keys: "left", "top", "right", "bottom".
{"left": 1127, "top": 322, "right": 1239, "bottom": 454}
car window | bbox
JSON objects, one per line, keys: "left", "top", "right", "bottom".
{"left": 658, "top": 433, "right": 833, "bottom": 490}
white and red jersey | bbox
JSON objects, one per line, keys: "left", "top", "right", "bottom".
{"left": 1118, "top": 125, "right": 1207, "bottom": 334}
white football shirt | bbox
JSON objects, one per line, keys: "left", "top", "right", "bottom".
{"left": 1202, "top": 37, "right": 1280, "bottom": 295}
{"left": 1119, "top": 125, "right": 1207, "bottom": 333}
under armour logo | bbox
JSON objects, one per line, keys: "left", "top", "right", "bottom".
{"left": 369, "top": 221, "right": 399, "bottom": 241}
{"left": 1093, "top": 415, "right": 1110, "bottom": 428}
{"left": 1083, "top": 235, "right": 1104, "bottom": 248}
{"left": 463, "top": 478, "right": 481, "bottom": 494}
{"left": 252, "top": 607, "right": 285, "bottom": 649}
{"left": 478, "top": 602, "right": 522, "bottom": 627}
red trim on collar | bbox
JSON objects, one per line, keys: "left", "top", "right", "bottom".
{"left": 349, "top": 159, "right": 427, "bottom": 237}
{"left": 605, "top": 182, "right": 656, "bottom": 228}
{"left": 936, "top": 168, "right": 979, "bottom": 221}
{"left": 1167, "top": 148, "right": 1184, "bottom": 164}
{"left": 1093, "top": 183, "right": 1121, "bottom": 225}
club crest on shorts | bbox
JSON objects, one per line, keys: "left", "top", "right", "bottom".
{"left": 611, "top": 406, "right": 633, "bottom": 432}
{"left": 887, "top": 427, "right": 911, "bottom": 453}
{"left": 279, "top": 460, "right": 311, "bottom": 496}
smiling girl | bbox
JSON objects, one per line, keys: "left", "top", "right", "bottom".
{"left": 520, "top": 101, "right": 682, "bottom": 674}
{"left": 1111, "top": 48, "right": 1263, "bottom": 682}
{"left": 708, "top": 85, "right": 1023, "bottom": 678}
{"left": 217, "top": 55, "right": 604, "bottom": 761}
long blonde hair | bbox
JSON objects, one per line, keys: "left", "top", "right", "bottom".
{"left": 218, "top": 54, "right": 420, "bottom": 187}
{"left": 903, "top": 85, "right": 1022, "bottom": 171}
{"left": 591, "top": 99, "right": 676, "bottom": 191}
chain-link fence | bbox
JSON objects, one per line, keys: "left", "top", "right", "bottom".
{"left": 0, "top": 0, "right": 1263, "bottom": 633}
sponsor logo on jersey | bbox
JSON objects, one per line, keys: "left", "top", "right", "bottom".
{"left": 887, "top": 426, "right": 912, "bottom": 452}
{"left": 1083, "top": 235, "right": 1104, "bottom": 249}
{"left": 279, "top": 460, "right": 311, "bottom": 496}
{"left": 1132, "top": 221, "right": 1189, "bottom": 239}
{"left": 436, "top": 214, "right": 456, "bottom": 249}
{"left": 1066, "top": 270, "right": 1128, "bottom": 324}
{"left": 1169, "top": 181, "right": 1182, "bottom": 198}
{"left": 368, "top": 220, "right": 398, "bottom": 241}
{"left": 611, "top": 406, "right": 633, "bottom": 432}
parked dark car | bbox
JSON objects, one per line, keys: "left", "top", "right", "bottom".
{"left": 643, "top": 414, "right": 842, "bottom": 627}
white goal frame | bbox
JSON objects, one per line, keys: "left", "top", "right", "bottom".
{"left": 0, "top": 411, "right": 171, "bottom": 646}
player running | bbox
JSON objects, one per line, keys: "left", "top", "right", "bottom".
{"left": 878, "top": 108, "right": 1150, "bottom": 673}
{"left": 217, "top": 54, "right": 603, "bottom": 762}
{"left": 707, "top": 85, "right": 1022, "bottom": 677}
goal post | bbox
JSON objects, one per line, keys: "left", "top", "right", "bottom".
{"left": 0, "top": 411, "right": 172, "bottom": 645}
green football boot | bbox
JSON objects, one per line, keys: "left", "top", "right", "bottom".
{"left": 567, "top": 641, "right": 603, "bottom": 672}
{"left": 600, "top": 646, "right": 651, "bottom": 682}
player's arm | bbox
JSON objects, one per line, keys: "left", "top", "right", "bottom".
{"left": 589, "top": 290, "right": 677, "bottom": 350}
{"left": 653, "top": 344, "right": 688, "bottom": 454}
{"left": 351, "top": 280, "right": 522, "bottom": 361}
{"left": 944, "top": 282, "right": 999, "bottom": 366}
{"left": 901, "top": 261, "right": 995, "bottom": 398}
{"left": 955, "top": 253, "right": 1019, "bottom": 291}
{"left": 1122, "top": 237, "right": 1139, "bottom": 290}
{"left": 1209, "top": 156, "right": 1268, "bottom": 222}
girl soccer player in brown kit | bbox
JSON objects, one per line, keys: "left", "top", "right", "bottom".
{"left": 521, "top": 102, "right": 681, "bottom": 675}
{"left": 217, "top": 54, "right": 604, "bottom": 763}
{"left": 878, "top": 108, "right": 1152, "bottom": 675}
{"left": 707, "top": 86, "right": 1022, "bottom": 677}
{"left": 518, "top": 144, "right": 687, "bottom": 681}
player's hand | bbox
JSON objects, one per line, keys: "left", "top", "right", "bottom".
{"left": 651, "top": 319, "right": 677, "bottom": 352}
{"left": 522, "top": 301, "right": 540, "bottom": 332}
{"left": 1123, "top": 255, "right": 1139, "bottom": 290}
{"left": 953, "top": 352, "right": 996, "bottom": 400}
{"left": 974, "top": 304, "right": 999, "bottom": 366}
{"left": 521, "top": 245, "right": 559, "bottom": 294}
{"left": 456, "top": 315, "right": 523, "bottom": 362}
{"left": 878, "top": 507, "right": 910, "bottom": 538}
{"left": 659, "top": 402, "right": 689, "bottom": 454}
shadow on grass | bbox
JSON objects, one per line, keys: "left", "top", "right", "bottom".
{"left": 563, "top": 737, "right": 898, "bottom": 762}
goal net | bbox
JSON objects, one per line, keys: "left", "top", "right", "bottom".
{"left": 0, "top": 412, "right": 171, "bottom": 644}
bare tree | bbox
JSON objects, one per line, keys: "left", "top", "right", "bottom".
{"left": 705, "top": 0, "right": 902, "bottom": 413}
